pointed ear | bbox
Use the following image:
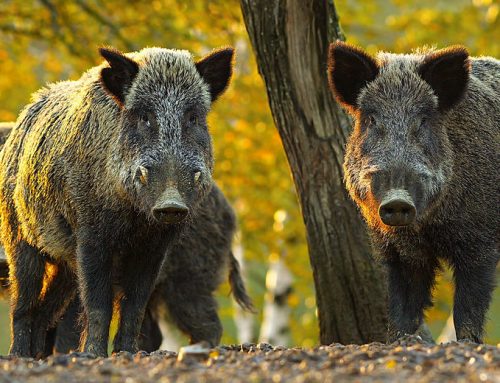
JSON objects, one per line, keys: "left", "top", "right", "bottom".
{"left": 328, "top": 41, "right": 379, "bottom": 112}
{"left": 196, "top": 47, "right": 234, "bottom": 102}
{"left": 99, "top": 47, "right": 139, "bottom": 106}
{"left": 418, "top": 46, "right": 470, "bottom": 111}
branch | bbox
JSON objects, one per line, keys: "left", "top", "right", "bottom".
{"left": 38, "top": 0, "right": 93, "bottom": 60}
{"left": 0, "top": 24, "right": 45, "bottom": 38}
{"left": 74, "top": 0, "right": 135, "bottom": 51}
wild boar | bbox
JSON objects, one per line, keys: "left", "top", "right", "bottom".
{"left": 0, "top": 46, "right": 234, "bottom": 357}
{"left": 328, "top": 42, "right": 499, "bottom": 343}
{"left": 50, "top": 184, "right": 253, "bottom": 354}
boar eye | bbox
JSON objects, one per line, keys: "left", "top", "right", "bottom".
{"left": 360, "top": 115, "right": 376, "bottom": 133}
{"left": 412, "top": 118, "right": 428, "bottom": 136}
{"left": 139, "top": 113, "right": 151, "bottom": 128}
{"left": 184, "top": 110, "right": 199, "bottom": 126}
{"left": 362, "top": 115, "right": 375, "bottom": 127}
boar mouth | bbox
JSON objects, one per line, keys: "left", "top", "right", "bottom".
{"left": 378, "top": 189, "right": 416, "bottom": 227}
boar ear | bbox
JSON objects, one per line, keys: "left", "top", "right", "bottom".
{"left": 328, "top": 41, "right": 379, "bottom": 112}
{"left": 99, "top": 47, "right": 139, "bottom": 106}
{"left": 196, "top": 47, "right": 234, "bottom": 102}
{"left": 418, "top": 46, "right": 470, "bottom": 111}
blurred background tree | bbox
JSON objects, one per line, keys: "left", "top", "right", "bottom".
{"left": 0, "top": 0, "right": 498, "bottom": 353}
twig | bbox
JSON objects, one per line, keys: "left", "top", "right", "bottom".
{"left": 74, "top": 0, "right": 135, "bottom": 51}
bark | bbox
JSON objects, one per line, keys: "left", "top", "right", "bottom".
{"left": 240, "top": 0, "right": 388, "bottom": 344}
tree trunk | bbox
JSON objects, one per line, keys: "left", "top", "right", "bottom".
{"left": 259, "top": 253, "right": 293, "bottom": 347}
{"left": 232, "top": 234, "right": 256, "bottom": 344}
{"left": 240, "top": 0, "right": 388, "bottom": 344}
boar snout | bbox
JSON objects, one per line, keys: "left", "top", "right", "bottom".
{"left": 379, "top": 189, "right": 416, "bottom": 226}
{"left": 152, "top": 188, "right": 189, "bottom": 224}
{"left": 153, "top": 202, "right": 188, "bottom": 224}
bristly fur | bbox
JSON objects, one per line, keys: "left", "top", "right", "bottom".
{"left": 0, "top": 45, "right": 236, "bottom": 357}
{"left": 328, "top": 42, "right": 499, "bottom": 344}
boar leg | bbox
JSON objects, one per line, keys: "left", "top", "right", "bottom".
{"left": 113, "top": 248, "right": 166, "bottom": 354}
{"left": 54, "top": 296, "right": 84, "bottom": 353}
{"left": 44, "top": 327, "right": 57, "bottom": 356}
{"left": 30, "top": 263, "right": 76, "bottom": 358}
{"left": 137, "top": 306, "right": 163, "bottom": 352}
{"left": 163, "top": 284, "right": 222, "bottom": 347}
{"left": 77, "top": 236, "right": 113, "bottom": 357}
{"left": 43, "top": 296, "right": 84, "bottom": 355}
{"left": 8, "top": 241, "right": 45, "bottom": 357}
{"left": 452, "top": 254, "right": 497, "bottom": 343}
{"left": 386, "top": 257, "right": 438, "bottom": 343}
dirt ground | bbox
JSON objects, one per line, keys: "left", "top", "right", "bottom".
{"left": 0, "top": 336, "right": 499, "bottom": 383}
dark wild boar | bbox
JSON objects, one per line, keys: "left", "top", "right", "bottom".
{"left": 328, "top": 42, "right": 499, "bottom": 343}
{"left": 0, "top": 46, "right": 235, "bottom": 357}
{"left": 147, "top": 184, "right": 253, "bottom": 348}
{"left": 49, "top": 184, "right": 253, "bottom": 354}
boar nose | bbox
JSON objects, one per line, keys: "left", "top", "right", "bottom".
{"left": 378, "top": 190, "right": 416, "bottom": 226}
{"left": 153, "top": 201, "right": 189, "bottom": 224}
{"left": 153, "top": 186, "right": 189, "bottom": 224}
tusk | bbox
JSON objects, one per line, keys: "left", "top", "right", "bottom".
{"left": 138, "top": 166, "right": 148, "bottom": 185}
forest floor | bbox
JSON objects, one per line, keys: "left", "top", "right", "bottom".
{"left": 0, "top": 336, "right": 499, "bottom": 383}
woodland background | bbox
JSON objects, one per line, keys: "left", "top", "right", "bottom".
{"left": 0, "top": 0, "right": 498, "bottom": 353}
